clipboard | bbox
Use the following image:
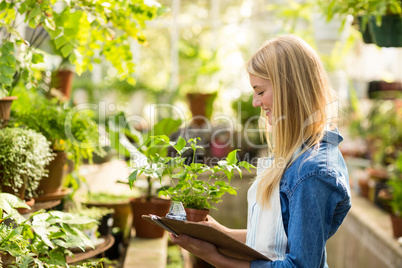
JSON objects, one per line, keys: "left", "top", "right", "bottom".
{"left": 142, "top": 214, "right": 271, "bottom": 262}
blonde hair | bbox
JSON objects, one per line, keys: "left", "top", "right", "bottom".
{"left": 247, "top": 34, "right": 337, "bottom": 208}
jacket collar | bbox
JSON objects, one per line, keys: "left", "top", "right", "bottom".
{"left": 322, "top": 128, "right": 343, "bottom": 146}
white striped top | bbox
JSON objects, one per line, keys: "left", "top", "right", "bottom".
{"left": 245, "top": 157, "right": 287, "bottom": 261}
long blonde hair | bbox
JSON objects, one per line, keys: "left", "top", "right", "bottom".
{"left": 247, "top": 34, "right": 337, "bottom": 208}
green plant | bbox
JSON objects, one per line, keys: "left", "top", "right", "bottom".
{"left": 318, "top": 0, "right": 402, "bottom": 30}
{"left": 0, "top": 127, "right": 54, "bottom": 198}
{"left": 388, "top": 153, "right": 402, "bottom": 217}
{"left": 0, "top": 0, "right": 164, "bottom": 98}
{"left": 10, "top": 88, "right": 105, "bottom": 168}
{"left": 109, "top": 113, "right": 182, "bottom": 200}
{"left": 177, "top": 39, "right": 221, "bottom": 96}
{"left": 361, "top": 100, "right": 402, "bottom": 167}
{"left": 128, "top": 136, "right": 255, "bottom": 210}
{"left": 0, "top": 193, "right": 100, "bottom": 267}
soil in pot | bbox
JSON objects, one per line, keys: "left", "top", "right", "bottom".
{"left": 184, "top": 207, "right": 209, "bottom": 222}
{"left": 130, "top": 197, "right": 171, "bottom": 238}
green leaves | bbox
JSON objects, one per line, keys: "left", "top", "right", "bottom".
{"left": 0, "top": 41, "right": 16, "bottom": 93}
{"left": 0, "top": 0, "right": 165, "bottom": 92}
{"left": 151, "top": 137, "right": 255, "bottom": 210}
{"left": 0, "top": 198, "right": 99, "bottom": 267}
{"left": 0, "top": 128, "right": 54, "bottom": 198}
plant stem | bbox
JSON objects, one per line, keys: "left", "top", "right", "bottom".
{"left": 146, "top": 176, "right": 152, "bottom": 202}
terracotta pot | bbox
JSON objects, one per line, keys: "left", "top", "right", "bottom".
{"left": 17, "top": 197, "right": 35, "bottom": 214}
{"left": 36, "top": 151, "right": 68, "bottom": 198}
{"left": 390, "top": 214, "right": 402, "bottom": 238}
{"left": 129, "top": 197, "right": 171, "bottom": 238}
{"left": 366, "top": 167, "right": 390, "bottom": 181}
{"left": 187, "top": 93, "right": 217, "bottom": 127}
{"left": 0, "top": 96, "right": 17, "bottom": 128}
{"left": 358, "top": 178, "right": 369, "bottom": 199}
{"left": 184, "top": 207, "right": 209, "bottom": 222}
{"left": 52, "top": 69, "right": 74, "bottom": 99}
{"left": 1, "top": 174, "right": 28, "bottom": 200}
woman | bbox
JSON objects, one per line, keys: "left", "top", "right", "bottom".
{"left": 170, "top": 34, "right": 351, "bottom": 268}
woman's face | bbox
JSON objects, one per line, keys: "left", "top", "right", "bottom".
{"left": 250, "top": 74, "right": 274, "bottom": 125}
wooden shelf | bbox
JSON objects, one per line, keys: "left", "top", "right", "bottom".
{"left": 66, "top": 234, "right": 115, "bottom": 264}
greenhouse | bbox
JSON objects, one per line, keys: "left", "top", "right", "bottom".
{"left": 0, "top": 0, "right": 401, "bottom": 267}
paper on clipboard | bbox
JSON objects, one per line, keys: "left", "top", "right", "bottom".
{"left": 142, "top": 214, "right": 270, "bottom": 262}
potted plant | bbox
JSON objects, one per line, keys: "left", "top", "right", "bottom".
{"left": 0, "top": 39, "right": 42, "bottom": 128}
{"left": 0, "top": 127, "right": 54, "bottom": 202}
{"left": 387, "top": 153, "right": 402, "bottom": 238}
{"left": 367, "top": 0, "right": 402, "bottom": 47}
{"left": 0, "top": 0, "right": 164, "bottom": 91}
{"left": 176, "top": 40, "right": 221, "bottom": 127}
{"left": 0, "top": 193, "right": 101, "bottom": 267}
{"left": 10, "top": 88, "right": 105, "bottom": 200}
{"left": 68, "top": 205, "right": 115, "bottom": 243}
{"left": 85, "top": 192, "right": 135, "bottom": 245}
{"left": 109, "top": 115, "right": 182, "bottom": 238}
{"left": 318, "top": 0, "right": 402, "bottom": 47}
{"left": 128, "top": 136, "right": 255, "bottom": 222}
{"left": 349, "top": 99, "right": 402, "bottom": 202}
{"left": 316, "top": 0, "right": 375, "bottom": 43}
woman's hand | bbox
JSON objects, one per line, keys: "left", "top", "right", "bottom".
{"left": 169, "top": 233, "right": 251, "bottom": 268}
{"left": 169, "top": 233, "right": 219, "bottom": 259}
{"left": 200, "top": 215, "right": 248, "bottom": 243}
{"left": 200, "top": 215, "right": 228, "bottom": 233}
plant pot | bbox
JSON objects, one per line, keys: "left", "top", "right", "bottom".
{"left": 357, "top": 16, "right": 373, "bottom": 44}
{"left": 184, "top": 207, "right": 209, "bottom": 222}
{"left": 358, "top": 177, "right": 369, "bottom": 199}
{"left": 36, "top": 151, "right": 68, "bottom": 199}
{"left": 52, "top": 69, "right": 74, "bottom": 99}
{"left": 98, "top": 212, "right": 115, "bottom": 236}
{"left": 105, "top": 229, "right": 123, "bottom": 260}
{"left": 0, "top": 96, "right": 17, "bottom": 128}
{"left": 187, "top": 93, "right": 217, "bottom": 127}
{"left": 86, "top": 201, "right": 132, "bottom": 245}
{"left": 368, "top": 80, "right": 402, "bottom": 99}
{"left": 1, "top": 174, "right": 28, "bottom": 200}
{"left": 369, "top": 15, "right": 402, "bottom": 47}
{"left": 367, "top": 167, "right": 390, "bottom": 181}
{"left": 377, "top": 188, "right": 393, "bottom": 213}
{"left": 129, "top": 197, "right": 171, "bottom": 238}
{"left": 390, "top": 214, "right": 402, "bottom": 238}
{"left": 17, "top": 197, "right": 35, "bottom": 214}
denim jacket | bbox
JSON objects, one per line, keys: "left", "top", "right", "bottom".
{"left": 251, "top": 129, "right": 351, "bottom": 268}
